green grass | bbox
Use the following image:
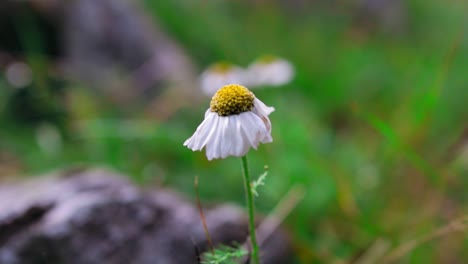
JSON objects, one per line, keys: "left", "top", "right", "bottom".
{"left": 1, "top": 0, "right": 467, "bottom": 262}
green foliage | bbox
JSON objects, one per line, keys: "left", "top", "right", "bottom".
{"left": 202, "top": 245, "right": 248, "bottom": 264}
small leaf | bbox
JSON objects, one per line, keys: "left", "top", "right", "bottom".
{"left": 251, "top": 165, "right": 268, "bottom": 197}
{"left": 201, "top": 244, "right": 248, "bottom": 264}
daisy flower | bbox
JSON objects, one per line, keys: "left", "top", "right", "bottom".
{"left": 245, "top": 55, "right": 294, "bottom": 87}
{"left": 199, "top": 62, "right": 247, "bottom": 96}
{"left": 184, "top": 84, "right": 274, "bottom": 160}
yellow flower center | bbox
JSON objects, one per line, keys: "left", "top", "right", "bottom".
{"left": 210, "top": 84, "right": 255, "bottom": 116}
{"left": 257, "top": 55, "right": 278, "bottom": 64}
{"left": 210, "top": 62, "right": 235, "bottom": 73}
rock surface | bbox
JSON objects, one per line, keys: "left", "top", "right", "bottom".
{"left": 0, "top": 168, "right": 291, "bottom": 264}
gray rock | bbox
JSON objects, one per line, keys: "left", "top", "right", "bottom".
{"left": 0, "top": 168, "right": 291, "bottom": 264}
{"left": 63, "top": 0, "right": 199, "bottom": 102}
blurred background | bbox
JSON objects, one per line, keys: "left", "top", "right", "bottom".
{"left": 0, "top": 0, "right": 467, "bottom": 263}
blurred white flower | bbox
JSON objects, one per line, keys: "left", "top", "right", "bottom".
{"left": 245, "top": 56, "right": 294, "bottom": 87}
{"left": 36, "top": 123, "right": 62, "bottom": 157}
{"left": 5, "top": 62, "right": 33, "bottom": 88}
{"left": 184, "top": 84, "right": 274, "bottom": 160}
{"left": 199, "top": 62, "right": 246, "bottom": 96}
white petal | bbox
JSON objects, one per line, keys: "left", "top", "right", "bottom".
{"left": 240, "top": 113, "right": 262, "bottom": 149}
{"left": 232, "top": 115, "right": 249, "bottom": 157}
{"left": 252, "top": 98, "right": 274, "bottom": 133}
{"left": 260, "top": 127, "right": 273, "bottom": 143}
{"left": 188, "top": 117, "right": 212, "bottom": 149}
{"left": 233, "top": 115, "right": 253, "bottom": 156}
{"left": 253, "top": 98, "right": 275, "bottom": 116}
{"left": 252, "top": 114, "right": 272, "bottom": 144}
{"left": 191, "top": 116, "right": 216, "bottom": 149}
{"left": 209, "top": 115, "right": 247, "bottom": 159}
{"left": 183, "top": 110, "right": 217, "bottom": 150}
{"left": 204, "top": 108, "right": 212, "bottom": 118}
{"left": 220, "top": 117, "right": 234, "bottom": 158}
{"left": 248, "top": 110, "right": 273, "bottom": 144}
{"left": 205, "top": 118, "right": 224, "bottom": 160}
{"left": 239, "top": 112, "right": 273, "bottom": 153}
{"left": 199, "top": 113, "right": 221, "bottom": 152}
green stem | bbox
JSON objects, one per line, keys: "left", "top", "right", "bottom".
{"left": 241, "top": 155, "right": 260, "bottom": 264}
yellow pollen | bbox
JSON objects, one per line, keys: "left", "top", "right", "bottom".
{"left": 210, "top": 84, "right": 255, "bottom": 116}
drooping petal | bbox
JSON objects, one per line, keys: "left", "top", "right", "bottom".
{"left": 193, "top": 111, "right": 219, "bottom": 149}
{"left": 199, "top": 113, "right": 221, "bottom": 152}
{"left": 215, "top": 115, "right": 251, "bottom": 159}
{"left": 240, "top": 113, "right": 262, "bottom": 149}
{"left": 191, "top": 116, "right": 216, "bottom": 150}
{"left": 220, "top": 117, "right": 233, "bottom": 158}
{"left": 184, "top": 110, "right": 217, "bottom": 150}
{"left": 232, "top": 115, "right": 253, "bottom": 156}
{"left": 205, "top": 119, "right": 222, "bottom": 160}
{"left": 251, "top": 111, "right": 272, "bottom": 144}
{"left": 260, "top": 128, "right": 273, "bottom": 143}
{"left": 232, "top": 115, "right": 249, "bottom": 157}
{"left": 211, "top": 116, "right": 230, "bottom": 160}
{"left": 253, "top": 98, "right": 275, "bottom": 117}
{"left": 252, "top": 98, "right": 274, "bottom": 133}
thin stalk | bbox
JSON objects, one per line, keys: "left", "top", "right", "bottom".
{"left": 194, "top": 176, "right": 214, "bottom": 254}
{"left": 241, "top": 155, "right": 260, "bottom": 264}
